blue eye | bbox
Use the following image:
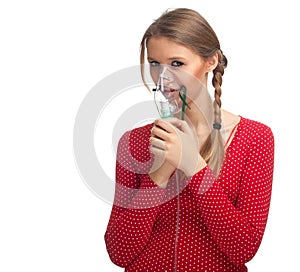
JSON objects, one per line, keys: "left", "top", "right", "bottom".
{"left": 171, "top": 61, "right": 184, "bottom": 67}
{"left": 150, "top": 61, "right": 160, "bottom": 67}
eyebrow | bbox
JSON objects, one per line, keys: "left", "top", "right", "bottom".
{"left": 147, "top": 56, "right": 187, "bottom": 61}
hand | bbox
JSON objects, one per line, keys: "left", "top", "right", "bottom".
{"left": 150, "top": 118, "right": 207, "bottom": 178}
{"left": 149, "top": 123, "right": 176, "bottom": 187}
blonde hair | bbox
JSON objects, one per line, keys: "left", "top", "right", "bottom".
{"left": 140, "top": 8, "right": 228, "bottom": 177}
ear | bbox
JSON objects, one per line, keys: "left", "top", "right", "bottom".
{"left": 206, "top": 52, "right": 218, "bottom": 72}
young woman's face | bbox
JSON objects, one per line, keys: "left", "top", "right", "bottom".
{"left": 146, "top": 36, "right": 214, "bottom": 103}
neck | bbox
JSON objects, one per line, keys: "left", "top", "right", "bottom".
{"left": 184, "top": 85, "right": 214, "bottom": 130}
{"left": 181, "top": 100, "right": 213, "bottom": 146}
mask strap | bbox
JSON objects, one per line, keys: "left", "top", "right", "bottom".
{"left": 179, "top": 85, "right": 190, "bottom": 120}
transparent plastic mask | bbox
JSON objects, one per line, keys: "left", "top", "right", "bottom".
{"left": 153, "top": 65, "right": 189, "bottom": 120}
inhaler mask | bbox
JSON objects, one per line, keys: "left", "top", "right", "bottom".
{"left": 153, "top": 66, "right": 190, "bottom": 120}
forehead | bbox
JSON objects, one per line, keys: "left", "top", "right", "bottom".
{"left": 146, "top": 36, "right": 195, "bottom": 58}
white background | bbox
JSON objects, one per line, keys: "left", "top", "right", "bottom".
{"left": 0, "top": 0, "right": 299, "bottom": 271}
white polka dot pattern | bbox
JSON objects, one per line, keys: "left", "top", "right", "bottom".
{"left": 105, "top": 116, "right": 274, "bottom": 272}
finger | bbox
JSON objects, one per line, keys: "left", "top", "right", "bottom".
{"left": 149, "top": 148, "right": 166, "bottom": 172}
{"left": 150, "top": 136, "right": 166, "bottom": 150}
{"left": 149, "top": 144, "right": 166, "bottom": 157}
{"left": 154, "top": 118, "right": 180, "bottom": 133}
{"left": 163, "top": 118, "right": 193, "bottom": 134}
{"left": 152, "top": 125, "right": 170, "bottom": 141}
{"left": 175, "top": 120, "right": 191, "bottom": 133}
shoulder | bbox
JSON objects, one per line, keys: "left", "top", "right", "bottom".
{"left": 117, "top": 122, "right": 153, "bottom": 162}
{"left": 239, "top": 116, "right": 274, "bottom": 149}
{"left": 120, "top": 122, "right": 153, "bottom": 146}
{"left": 240, "top": 116, "right": 273, "bottom": 137}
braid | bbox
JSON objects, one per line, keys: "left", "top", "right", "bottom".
{"left": 212, "top": 50, "right": 225, "bottom": 127}
{"left": 200, "top": 50, "right": 227, "bottom": 177}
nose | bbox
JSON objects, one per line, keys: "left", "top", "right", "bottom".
{"left": 160, "top": 66, "right": 175, "bottom": 89}
{"left": 159, "top": 66, "right": 183, "bottom": 93}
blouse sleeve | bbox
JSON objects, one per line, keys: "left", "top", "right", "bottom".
{"left": 104, "top": 130, "right": 166, "bottom": 267}
{"left": 188, "top": 124, "right": 274, "bottom": 265}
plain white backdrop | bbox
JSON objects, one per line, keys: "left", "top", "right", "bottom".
{"left": 0, "top": 0, "right": 299, "bottom": 271}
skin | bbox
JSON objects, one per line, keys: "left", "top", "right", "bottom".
{"left": 147, "top": 37, "right": 240, "bottom": 186}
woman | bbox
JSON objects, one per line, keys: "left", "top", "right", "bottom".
{"left": 105, "top": 8, "right": 274, "bottom": 272}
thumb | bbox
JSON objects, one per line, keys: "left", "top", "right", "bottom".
{"left": 177, "top": 120, "right": 192, "bottom": 133}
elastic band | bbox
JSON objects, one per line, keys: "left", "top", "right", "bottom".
{"left": 179, "top": 85, "right": 191, "bottom": 120}
{"left": 213, "top": 123, "right": 222, "bottom": 130}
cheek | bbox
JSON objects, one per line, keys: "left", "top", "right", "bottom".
{"left": 191, "top": 66, "right": 208, "bottom": 83}
{"left": 150, "top": 66, "right": 160, "bottom": 85}
{"left": 179, "top": 67, "right": 208, "bottom": 102}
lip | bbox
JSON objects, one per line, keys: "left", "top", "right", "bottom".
{"left": 162, "top": 88, "right": 179, "bottom": 93}
{"left": 158, "top": 85, "right": 180, "bottom": 93}
{"left": 161, "top": 89, "right": 180, "bottom": 100}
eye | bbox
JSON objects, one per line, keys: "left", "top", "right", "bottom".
{"left": 149, "top": 61, "right": 160, "bottom": 67}
{"left": 171, "top": 61, "right": 184, "bottom": 67}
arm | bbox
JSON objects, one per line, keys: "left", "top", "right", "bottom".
{"left": 188, "top": 125, "right": 274, "bottom": 265}
{"left": 104, "top": 130, "right": 166, "bottom": 267}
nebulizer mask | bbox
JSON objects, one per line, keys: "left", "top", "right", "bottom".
{"left": 152, "top": 65, "right": 190, "bottom": 120}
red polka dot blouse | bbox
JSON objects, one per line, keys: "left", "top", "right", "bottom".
{"left": 105, "top": 116, "right": 274, "bottom": 272}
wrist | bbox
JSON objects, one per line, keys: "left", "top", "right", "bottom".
{"left": 149, "top": 170, "right": 169, "bottom": 188}
{"left": 184, "top": 155, "right": 207, "bottom": 177}
{"left": 149, "top": 161, "right": 175, "bottom": 188}
{"left": 149, "top": 172, "right": 169, "bottom": 188}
